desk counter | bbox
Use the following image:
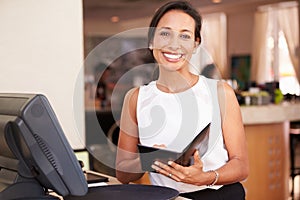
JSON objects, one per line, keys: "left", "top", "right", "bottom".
{"left": 240, "top": 102, "right": 300, "bottom": 124}
{"left": 240, "top": 102, "right": 300, "bottom": 200}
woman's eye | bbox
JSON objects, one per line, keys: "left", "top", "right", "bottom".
{"left": 159, "top": 31, "right": 170, "bottom": 37}
{"left": 180, "top": 34, "right": 191, "bottom": 40}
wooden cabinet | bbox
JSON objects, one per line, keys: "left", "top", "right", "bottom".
{"left": 240, "top": 103, "right": 300, "bottom": 199}
{"left": 242, "top": 122, "right": 290, "bottom": 200}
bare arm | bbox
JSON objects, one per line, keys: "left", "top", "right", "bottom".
{"left": 115, "top": 87, "right": 144, "bottom": 183}
{"left": 213, "top": 80, "right": 249, "bottom": 184}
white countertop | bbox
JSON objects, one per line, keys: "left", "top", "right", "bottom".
{"left": 240, "top": 102, "right": 300, "bottom": 125}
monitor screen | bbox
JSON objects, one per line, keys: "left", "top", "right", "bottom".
{"left": 0, "top": 93, "right": 88, "bottom": 199}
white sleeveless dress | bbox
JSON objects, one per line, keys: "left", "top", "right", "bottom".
{"left": 136, "top": 76, "right": 228, "bottom": 193}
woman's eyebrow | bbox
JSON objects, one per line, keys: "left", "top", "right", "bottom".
{"left": 158, "top": 27, "right": 193, "bottom": 34}
{"left": 181, "top": 29, "right": 193, "bottom": 34}
{"left": 157, "top": 27, "right": 171, "bottom": 31}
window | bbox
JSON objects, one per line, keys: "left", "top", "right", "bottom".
{"left": 267, "top": 23, "right": 299, "bottom": 95}
{"left": 252, "top": 2, "right": 299, "bottom": 95}
{"left": 278, "top": 31, "right": 300, "bottom": 95}
{"left": 190, "top": 12, "right": 226, "bottom": 79}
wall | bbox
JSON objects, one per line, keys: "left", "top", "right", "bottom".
{"left": 227, "top": 10, "right": 254, "bottom": 55}
{"left": 84, "top": 17, "right": 152, "bottom": 37}
{"left": 0, "top": 0, "right": 85, "bottom": 149}
{"left": 227, "top": 10, "right": 255, "bottom": 71}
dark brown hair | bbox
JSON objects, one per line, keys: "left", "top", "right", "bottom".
{"left": 148, "top": 1, "right": 202, "bottom": 46}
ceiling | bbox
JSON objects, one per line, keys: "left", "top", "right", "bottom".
{"left": 83, "top": 0, "right": 293, "bottom": 21}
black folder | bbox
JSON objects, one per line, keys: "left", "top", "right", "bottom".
{"left": 137, "top": 123, "right": 210, "bottom": 171}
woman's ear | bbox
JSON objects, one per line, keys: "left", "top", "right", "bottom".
{"left": 193, "top": 37, "right": 201, "bottom": 53}
{"left": 193, "top": 39, "right": 200, "bottom": 53}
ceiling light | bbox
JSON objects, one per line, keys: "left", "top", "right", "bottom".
{"left": 212, "top": 0, "right": 222, "bottom": 3}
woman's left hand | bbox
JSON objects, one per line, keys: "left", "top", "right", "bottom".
{"left": 151, "top": 150, "right": 207, "bottom": 185}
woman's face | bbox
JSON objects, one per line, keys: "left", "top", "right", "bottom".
{"left": 152, "top": 10, "right": 199, "bottom": 72}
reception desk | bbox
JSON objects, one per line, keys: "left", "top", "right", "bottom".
{"left": 84, "top": 103, "right": 300, "bottom": 200}
{"left": 240, "top": 102, "right": 300, "bottom": 200}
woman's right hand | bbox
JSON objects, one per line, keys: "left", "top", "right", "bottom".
{"left": 152, "top": 150, "right": 212, "bottom": 186}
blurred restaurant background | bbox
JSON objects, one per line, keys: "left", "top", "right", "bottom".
{"left": 1, "top": 0, "right": 300, "bottom": 199}
{"left": 83, "top": 1, "right": 300, "bottom": 199}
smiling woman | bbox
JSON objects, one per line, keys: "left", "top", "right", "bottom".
{"left": 116, "top": 1, "right": 249, "bottom": 200}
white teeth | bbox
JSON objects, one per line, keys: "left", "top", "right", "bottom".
{"left": 163, "top": 53, "right": 182, "bottom": 59}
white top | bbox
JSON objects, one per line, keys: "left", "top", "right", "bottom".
{"left": 136, "top": 76, "right": 228, "bottom": 193}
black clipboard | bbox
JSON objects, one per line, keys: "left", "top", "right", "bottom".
{"left": 137, "top": 123, "right": 210, "bottom": 172}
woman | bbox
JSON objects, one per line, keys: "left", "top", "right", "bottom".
{"left": 116, "top": 1, "right": 249, "bottom": 199}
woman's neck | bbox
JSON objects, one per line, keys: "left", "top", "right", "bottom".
{"left": 156, "top": 71, "right": 199, "bottom": 93}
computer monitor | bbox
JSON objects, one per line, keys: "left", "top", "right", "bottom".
{"left": 0, "top": 93, "right": 88, "bottom": 199}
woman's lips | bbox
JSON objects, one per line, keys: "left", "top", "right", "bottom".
{"left": 163, "top": 52, "right": 183, "bottom": 62}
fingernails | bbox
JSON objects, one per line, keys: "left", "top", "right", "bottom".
{"left": 151, "top": 164, "right": 159, "bottom": 170}
{"left": 168, "top": 161, "right": 173, "bottom": 165}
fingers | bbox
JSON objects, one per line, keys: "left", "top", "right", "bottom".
{"left": 193, "top": 150, "right": 202, "bottom": 166}
{"left": 167, "top": 160, "right": 182, "bottom": 171}
{"left": 151, "top": 152, "right": 203, "bottom": 182}
{"left": 151, "top": 161, "right": 181, "bottom": 181}
{"left": 151, "top": 161, "right": 172, "bottom": 174}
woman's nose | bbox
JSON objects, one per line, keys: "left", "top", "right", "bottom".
{"left": 168, "top": 35, "right": 181, "bottom": 50}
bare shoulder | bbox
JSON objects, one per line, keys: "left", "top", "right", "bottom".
{"left": 121, "top": 87, "right": 140, "bottom": 121}
{"left": 217, "top": 80, "right": 236, "bottom": 101}
{"left": 124, "top": 87, "right": 140, "bottom": 105}
{"left": 125, "top": 87, "right": 140, "bottom": 96}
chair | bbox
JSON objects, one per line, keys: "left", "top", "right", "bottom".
{"left": 290, "top": 121, "right": 300, "bottom": 199}
{"left": 88, "top": 120, "right": 120, "bottom": 177}
{"left": 89, "top": 120, "right": 151, "bottom": 184}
